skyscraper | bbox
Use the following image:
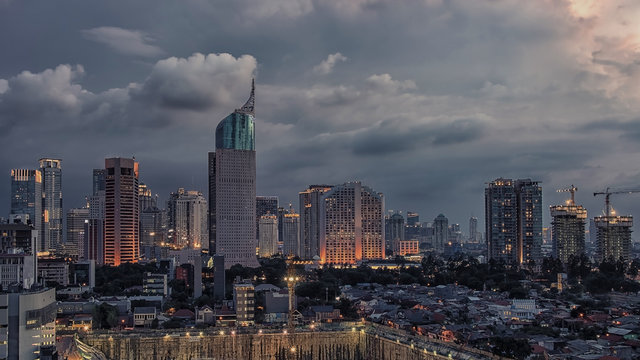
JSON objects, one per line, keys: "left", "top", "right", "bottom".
{"left": 39, "top": 158, "right": 63, "bottom": 253}
{"left": 319, "top": 181, "right": 384, "bottom": 264}
{"left": 104, "top": 157, "right": 140, "bottom": 266}
{"left": 140, "top": 206, "right": 165, "bottom": 248}
{"left": 468, "top": 216, "right": 478, "bottom": 243}
{"left": 406, "top": 212, "right": 419, "bottom": 226}
{"left": 10, "top": 169, "right": 42, "bottom": 250}
{"left": 594, "top": 215, "right": 633, "bottom": 262}
{"left": 299, "top": 185, "right": 333, "bottom": 259}
{"left": 282, "top": 209, "right": 301, "bottom": 257}
{"left": 485, "top": 178, "right": 542, "bottom": 264}
{"left": 433, "top": 214, "right": 448, "bottom": 253}
{"left": 85, "top": 170, "right": 106, "bottom": 264}
{"left": 258, "top": 214, "right": 278, "bottom": 258}
{"left": 551, "top": 192, "right": 587, "bottom": 263}
{"left": 66, "top": 207, "right": 89, "bottom": 258}
{"left": 209, "top": 81, "right": 259, "bottom": 268}
{"left": 256, "top": 196, "right": 278, "bottom": 240}
{"left": 167, "top": 189, "right": 208, "bottom": 250}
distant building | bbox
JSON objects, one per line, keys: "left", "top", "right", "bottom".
{"left": 551, "top": 198, "right": 587, "bottom": 263}
{"left": 140, "top": 206, "right": 165, "bottom": 248}
{"left": 394, "top": 239, "right": 419, "bottom": 256}
{"left": 104, "top": 157, "right": 140, "bottom": 266}
{"left": 37, "top": 258, "right": 69, "bottom": 287}
{"left": 209, "top": 82, "right": 259, "bottom": 268}
{"left": 0, "top": 223, "right": 37, "bottom": 254}
{"left": 468, "top": 217, "right": 478, "bottom": 243}
{"left": 233, "top": 282, "right": 255, "bottom": 326}
{"left": 299, "top": 185, "right": 333, "bottom": 259}
{"left": 433, "top": 214, "right": 448, "bottom": 253}
{"left": 282, "top": 209, "right": 300, "bottom": 257}
{"left": 138, "top": 183, "right": 156, "bottom": 211}
{"left": 66, "top": 207, "right": 89, "bottom": 258}
{"left": 258, "top": 214, "right": 278, "bottom": 258}
{"left": 320, "top": 181, "right": 384, "bottom": 264}
{"left": 0, "top": 250, "right": 36, "bottom": 290}
{"left": 213, "top": 255, "right": 225, "bottom": 301}
{"left": 39, "top": 158, "right": 63, "bottom": 253}
{"left": 256, "top": 196, "right": 278, "bottom": 241}
{"left": 70, "top": 260, "right": 95, "bottom": 289}
{"left": 594, "top": 215, "right": 633, "bottom": 262}
{"left": 85, "top": 171, "right": 105, "bottom": 264}
{"left": 2, "top": 287, "right": 56, "bottom": 359}
{"left": 389, "top": 213, "right": 405, "bottom": 255}
{"left": 10, "top": 169, "right": 42, "bottom": 250}
{"left": 406, "top": 212, "right": 419, "bottom": 226}
{"left": 143, "top": 272, "right": 168, "bottom": 296}
{"left": 485, "top": 178, "right": 542, "bottom": 264}
{"left": 167, "top": 189, "right": 208, "bottom": 250}
{"left": 167, "top": 248, "right": 202, "bottom": 298}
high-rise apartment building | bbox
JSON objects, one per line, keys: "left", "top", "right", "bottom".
{"left": 258, "top": 214, "right": 278, "bottom": 258}
{"left": 208, "top": 81, "right": 259, "bottom": 268}
{"left": 10, "top": 169, "right": 42, "bottom": 250}
{"left": 104, "top": 157, "right": 139, "bottom": 266}
{"left": 433, "top": 214, "right": 448, "bottom": 253}
{"left": 551, "top": 194, "right": 587, "bottom": 263}
{"left": 256, "top": 196, "right": 278, "bottom": 240}
{"left": 282, "top": 210, "right": 300, "bottom": 257}
{"left": 299, "top": 185, "right": 333, "bottom": 259}
{"left": 167, "top": 189, "right": 208, "bottom": 250}
{"left": 319, "top": 181, "right": 384, "bottom": 264}
{"left": 594, "top": 215, "right": 633, "bottom": 262}
{"left": 39, "top": 158, "right": 63, "bottom": 253}
{"left": 485, "top": 178, "right": 542, "bottom": 264}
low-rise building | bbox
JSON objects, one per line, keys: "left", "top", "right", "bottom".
{"left": 133, "top": 307, "right": 156, "bottom": 327}
{"left": 234, "top": 282, "right": 255, "bottom": 326}
{"left": 143, "top": 272, "right": 168, "bottom": 296}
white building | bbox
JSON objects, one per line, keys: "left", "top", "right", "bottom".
{"left": 0, "top": 250, "right": 36, "bottom": 290}
{"left": 258, "top": 215, "right": 278, "bottom": 258}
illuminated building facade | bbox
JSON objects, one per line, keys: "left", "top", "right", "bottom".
{"left": 66, "top": 207, "right": 89, "bottom": 258}
{"left": 394, "top": 239, "right": 419, "bottom": 256}
{"left": 173, "top": 190, "right": 208, "bottom": 250}
{"left": 209, "top": 81, "right": 259, "bottom": 268}
{"left": 258, "top": 214, "right": 278, "bottom": 258}
{"left": 433, "top": 214, "right": 448, "bottom": 253}
{"left": 39, "top": 158, "right": 63, "bottom": 253}
{"left": 256, "top": 196, "right": 278, "bottom": 241}
{"left": 10, "top": 169, "right": 42, "bottom": 250}
{"left": 485, "top": 178, "right": 542, "bottom": 264}
{"left": 319, "top": 181, "right": 384, "bottom": 264}
{"left": 299, "top": 185, "right": 333, "bottom": 259}
{"left": 551, "top": 203, "right": 587, "bottom": 263}
{"left": 104, "top": 157, "right": 139, "bottom": 266}
{"left": 594, "top": 215, "right": 633, "bottom": 262}
{"left": 282, "top": 210, "right": 300, "bottom": 257}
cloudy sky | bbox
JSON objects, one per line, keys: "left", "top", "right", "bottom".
{"left": 1, "top": 0, "right": 640, "bottom": 233}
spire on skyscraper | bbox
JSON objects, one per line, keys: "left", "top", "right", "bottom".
{"left": 237, "top": 78, "right": 255, "bottom": 116}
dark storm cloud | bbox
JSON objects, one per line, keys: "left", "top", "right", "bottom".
{"left": 1, "top": 0, "right": 640, "bottom": 231}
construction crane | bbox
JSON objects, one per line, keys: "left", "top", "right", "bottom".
{"left": 557, "top": 185, "right": 578, "bottom": 205}
{"left": 593, "top": 188, "right": 640, "bottom": 217}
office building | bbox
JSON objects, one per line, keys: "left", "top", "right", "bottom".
{"left": 37, "top": 258, "right": 69, "bottom": 287}
{"left": 282, "top": 209, "right": 300, "bottom": 257}
{"left": 233, "top": 282, "right": 255, "bottom": 326}
{"left": 485, "top": 178, "right": 542, "bottom": 264}
{"left": 468, "top": 217, "right": 478, "bottom": 243}
{"left": 2, "top": 288, "right": 56, "bottom": 359}
{"left": 167, "top": 248, "right": 202, "bottom": 298}
{"left": 208, "top": 81, "right": 259, "bottom": 268}
{"left": 0, "top": 223, "right": 37, "bottom": 254}
{"left": 389, "top": 213, "right": 405, "bottom": 253}
{"left": 433, "top": 214, "right": 448, "bottom": 253}
{"left": 256, "top": 196, "right": 278, "bottom": 240}
{"left": 407, "top": 212, "right": 419, "bottom": 226}
{"left": 143, "top": 272, "right": 168, "bottom": 296}
{"left": 92, "top": 169, "right": 106, "bottom": 195}
{"left": 299, "top": 185, "right": 333, "bottom": 259}
{"left": 66, "top": 207, "right": 89, "bottom": 258}
{"left": 39, "top": 158, "right": 63, "bottom": 253}
{"left": 10, "top": 169, "right": 42, "bottom": 250}
{"left": 258, "top": 214, "right": 278, "bottom": 258}
{"left": 319, "top": 181, "right": 384, "bottom": 264}
{"left": 594, "top": 215, "right": 633, "bottom": 262}
{"left": 138, "top": 183, "right": 156, "bottom": 211}
{"left": 0, "top": 250, "right": 36, "bottom": 290}
{"left": 394, "top": 239, "right": 419, "bottom": 256}
{"left": 70, "top": 260, "right": 95, "bottom": 288}
{"left": 551, "top": 198, "right": 587, "bottom": 263}
{"left": 104, "top": 157, "right": 140, "bottom": 266}
{"left": 140, "top": 206, "right": 165, "bottom": 248}
{"left": 213, "top": 254, "right": 225, "bottom": 301}
{"left": 85, "top": 169, "right": 106, "bottom": 264}
{"left": 167, "top": 189, "right": 208, "bottom": 250}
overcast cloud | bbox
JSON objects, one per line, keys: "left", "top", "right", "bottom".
{"left": 1, "top": 0, "right": 640, "bottom": 234}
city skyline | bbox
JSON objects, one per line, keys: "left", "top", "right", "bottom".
{"left": 1, "top": 1, "right": 640, "bottom": 236}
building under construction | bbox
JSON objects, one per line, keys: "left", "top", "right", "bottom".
{"left": 594, "top": 215, "right": 633, "bottom": 262}
{"left": 550, "top": 186, "right": 587, "bottom": 263}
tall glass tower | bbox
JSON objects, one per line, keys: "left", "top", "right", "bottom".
{"left": 10, "top": 169, "right": 42, "bottom": 250}
{"left": 209, "top": 80, "right": 260, "bottom": 268}
{"left": 39, "top": 158, "right": 63, "bottom": 252}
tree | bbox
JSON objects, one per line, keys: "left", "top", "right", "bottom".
{"left": 92, "top": 303, "right": 118, "bottom": 329}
